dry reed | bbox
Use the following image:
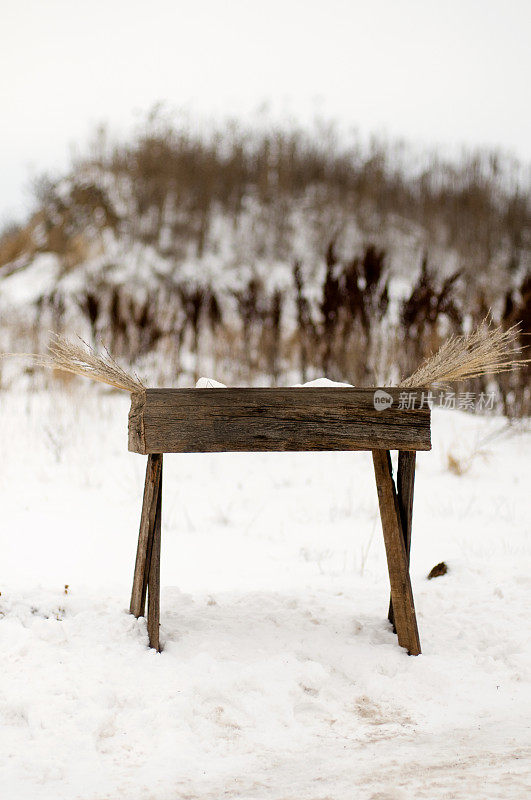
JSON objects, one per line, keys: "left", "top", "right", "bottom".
{"left": 2, "top": 322, "right": 527, "bottom": 395}
{"left": 399, "top": 322, "right": 527, "bottom": 388}
{"left": 15, "top": 334, "right": 145, "bottom": 393}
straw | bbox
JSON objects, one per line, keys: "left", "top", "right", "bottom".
{"left": 11, "top": 334, "right": 146, "bottom": 393}
{"left": 399, "top": 321, "right": 527, "bottom": 388}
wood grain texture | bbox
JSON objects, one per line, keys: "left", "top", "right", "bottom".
{"left": 388, "top": 450, "right": 416, "bottom": 629}
{"left": 128, "top": 388, "right": 431, "bottom": 454}
{"left": 372, "top": 449, "right": 421, "bottom": 655}
{"left": 129, "top": 453, "right": 162, "bottom": 618}
{"left": 128, "top": 392, "right": 145, "bottom": 455}
{"left": 147, "top": 457, "right": 162, "bottom": 652}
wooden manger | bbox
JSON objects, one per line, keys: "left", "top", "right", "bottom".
{"left": 128, "top": 387, "right": 431, "bottom": 655}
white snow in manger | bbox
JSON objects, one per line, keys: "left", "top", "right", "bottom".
{"left": 195, "top": 376, "right": 355, "bottom": 388}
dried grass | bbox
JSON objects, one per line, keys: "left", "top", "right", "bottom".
{"left": 3, "top": 334, "right": 145, "bottom": 393}
{"left": 2, "top": 321, "right": 527, "bottom": 396}
{"left": 46, "top": 334, "right": 145, "bottom": 392}
{"left": 399, "top": 321, "right": 528, "bottom": 388}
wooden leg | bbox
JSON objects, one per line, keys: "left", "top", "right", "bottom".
{"left": 130, "top": 454, "right": 163, "bottom": 619}
{"left": 388, "top": 451, "right": 416, "bottom": 629}
{"left": 372, "top": 449, "right": 421, "bottom": 655}
{"left": 147, "top": 460, "right": 162, "bottom": 651}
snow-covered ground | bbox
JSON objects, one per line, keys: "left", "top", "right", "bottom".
{"left": 0, "top": 386, "right": 529, "bottom": 799}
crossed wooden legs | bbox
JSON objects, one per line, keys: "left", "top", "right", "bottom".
{"left": 130, "top": 453, "right": 163, "bottom": 651}
{"left": 130, "top": 449, "right": 420, "bottom": 655}
{"left": 388, "top": 451, "right": 416, "bottom": 630}
{"left": 372, "top": 449, "right": 421, "bottom": 655}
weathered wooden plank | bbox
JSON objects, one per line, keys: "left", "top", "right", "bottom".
{"left": 372, "top": 449, "right": 421, "bottom": 655}
{"left": 129, "top": 453, "right": 162, "bottom": 618}
{"left": 128, "top": 392, "right": 145, "bottom": 455}
{"left": 129, "top": 388, "right": 431, "bottom": 454}
{"left": 147, "top": 457, "right": 162, "bottom": 651}
{"left": 388, "top": 450, "right": 416, "bottom": 629}
{"left": 397, "top": 451, "right": 416, "bottom": 552}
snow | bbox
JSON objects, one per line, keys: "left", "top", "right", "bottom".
{"left": 0, "top": 386, "right": 529, "bottom": 799}
{"left": 195, "top": 377, "right": 228, "bottom": 388}
{"left": 294, "top": 377, "right": 355, "bottom": 387}
{"left": 195, "top": 377, "right": 353, "bottom": 388}
{"left": 0, "top": 254, "right": 60, "bottom": 306}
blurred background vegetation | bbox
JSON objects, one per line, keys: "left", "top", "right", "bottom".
{"left": 0, "top": 112, "right": 529, "bottom": 414}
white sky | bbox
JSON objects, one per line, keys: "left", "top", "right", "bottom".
{"left": 1, "top": 0, "right": 530, "bottom": 224}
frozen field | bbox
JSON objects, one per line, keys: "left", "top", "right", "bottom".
{"left": 0, "top": 387, "right": 529, "bottom": 799}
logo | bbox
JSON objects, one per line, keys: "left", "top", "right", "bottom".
{"left": 373, "top": 389, "right": 393, "bottom": 411}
